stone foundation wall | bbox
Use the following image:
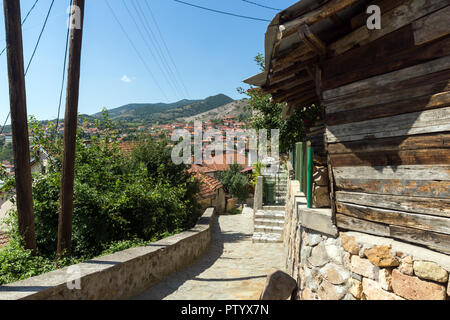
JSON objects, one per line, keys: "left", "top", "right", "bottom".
{"left": 284, "top": 179, "right": 450, "bottom": 300}
{"left": 0, "top": 208, "right": 216, "bottom": 300}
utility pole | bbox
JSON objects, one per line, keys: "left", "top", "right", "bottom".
{"left": 57, "top": 0, "right": 85, "bottom": 257}
{"left": 3, "top": 0, "right": 36, "bottom": 252}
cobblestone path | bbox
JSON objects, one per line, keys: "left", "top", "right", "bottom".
{"left": 134, "top": 207, "right": 286, "bottom": 300}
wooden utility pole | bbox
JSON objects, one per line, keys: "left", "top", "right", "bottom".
{"left": 57, "top": 0, "right": 85, "bottom": 257}
{"left": 3, "top": 0, "right": 36, "bottom": 252}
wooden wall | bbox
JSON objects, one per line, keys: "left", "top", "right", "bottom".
{"left": 321, "top": 1, "right": 450, "bottom": 254}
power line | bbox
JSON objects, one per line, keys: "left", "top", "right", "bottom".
{"left": 173, "top": 0, "right": 271, "bottom": 22}
{"left": 144, "top": 0, "right": 191, "bottom": 99}
{"left": 125, "top": 0, "right": 182, "bottom": 99}
{"left": 0, "top": 0, "right": 40, "bottom": 57}
{"left": 133, "top": 0, "right": 185, "bottom": 99}
{"left": 105, "top": 0, "right": 169, "bottom": 102}
{"left": 1, "top": 0, "right": 55, "bottom": 135}
{"left": 55, "top": 0, "right": 74, "bottom": 137}
{"left": 241, "top": 0, "right": 281, "bottom": 11}
{"left": 25, "top": 0, "right": 56, "bottom": 75}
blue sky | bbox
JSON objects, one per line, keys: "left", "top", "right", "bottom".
{"left": 0, "top": 0, "right": 297, "bottom": 122}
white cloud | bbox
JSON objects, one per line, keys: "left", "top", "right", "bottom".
{"left": 121, "top": 75, "right": 135, "bottom": 83}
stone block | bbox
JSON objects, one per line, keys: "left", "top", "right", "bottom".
{"left": 413, "top": 261, "right": 448, "bottom": 283}
{"left": 391, "top": 269, "right": 446, "bottom": 300}
{"left": 351, "top": 255, "right": 379, "bottom": 280}
{"left": 364, "top": 245, "right": 399, "bottom": 267}
{"left": 398, "top": 256, "right": 414, "bottom": 275}
{"left": 349, "top": 278, "right": 362, "bottom": 299}
{"left": 362, "top": 278, "right": 404, "bottom": 300}
{"left": 301, "top": 288, "right": 317, "bottom": 300}
{"left": 317, "top": 280, "right": 346, "bottom": 300}
{"left": 308, "top": 242, "right": 329, "bottom": 267}
{"left": 379, "top": 269, "right": 392, "bottom": 291}
{"left": 321, "top": 264, "right": 350, "bottom": 285}
{"left": 299, "top": 208, "right": 338, "bottom": 237}
{"left": 260, "top": 268, "right": 297, "bottom": 300}
{"left": 306, "top": 231, "right": 322, "bottom": 247}
{"left": 341, "top": 234, "right": 360, "bottom": 255}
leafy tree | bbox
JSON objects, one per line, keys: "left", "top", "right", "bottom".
{"left": 217, "top": 164, "right": 249, "bottom": 201}
{"left": 238, "top": 54, "right": 322, "bottom": 153}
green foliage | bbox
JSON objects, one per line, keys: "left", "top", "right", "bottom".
{"left": 249, "top": 161, "right": 264, "bottom": 187}
{"left": 217, "top": 164, "right": 249, "bottom": 201}
{"left": 0, "top": 142, "right": 13, "bottom": 163}
{"left": 1, "top": 111, "right": 202, "bottom": 284}
{"left": 238, "top": 54, "right": 322, "bottom": 153}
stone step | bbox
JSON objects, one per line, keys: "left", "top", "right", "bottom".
{"left": 254, "top": 218, "right": 284, "bottom": 227}
{"left": 252, "top": 232, "right": 283, "bottom": 243}
{"left": 255, "top": 210, "right": 285, "bottom": 220}
{"left": 254, "top": 225, "right": 283, "bottom": 234}
{"left": 262, "top": 206, "right": 285, "bottom": 212}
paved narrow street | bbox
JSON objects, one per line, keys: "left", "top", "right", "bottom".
{"left": 134, "top": 207, "right": 286, "bottom": 300}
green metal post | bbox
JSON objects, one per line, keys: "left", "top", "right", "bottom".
{"left": 302, "top": 142, "right": 308, "bottom": 194}
{"left": 295, "top": 142, "right": 302, "bottom": 183}
{"left": 306, "top": 145, "right": 314, "bottom": 208}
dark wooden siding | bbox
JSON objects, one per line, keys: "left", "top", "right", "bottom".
{"left": 321, "top": 3, "right": 450, "bottom": 254}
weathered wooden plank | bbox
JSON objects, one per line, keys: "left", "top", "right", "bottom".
{"left": 329, "top": 0, "right": 449, "bottom": 56}
{"left": 325, "top": 74, "right": 450, "bottom": 113}
{"left": 323, "top": 55, "right": 450, "bottom": 100}
{"left": 336, "top": 213, "right": 390, "bottom": 237}
{"left": 330, "top": 148, "right": 450, "bottom": 167}
{"left": 335, "top": 178, "right": 450, "bottom": 198}
{"left": 279, "top": 0, "right": 361, "bottom": 40}
{"left": 336, "top": 191, "right": 450, "bottom": 217}
{"left": 389, "top": 225, "right": 450, "bottom": 254}
{"left": 413, "top": 5, "right": 450, "bottom": 46}
{"left": 350, "top": 0, "right": 410, "bottom": 29}
{"left": 326, "top": 91, "right": 450, "bottom": 125}
{"left": 336, "top": 202, "right": 450, "bottom": 233}
{"left": 326, "top": 107, "right": 450, "bottom": 143}
{"left": 323, "top": 24, "right": 416, "bottom": 80}
{"left": 328, "top": 133, "right": 450, "bottom": 155}
{"left": 333, "top": 165, "right": 450, "bottom": 181}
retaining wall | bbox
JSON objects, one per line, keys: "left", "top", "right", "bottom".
{"left": 0, "top": 208, "right": 215, "bottom": 300}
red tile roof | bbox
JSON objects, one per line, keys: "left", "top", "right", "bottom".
{"left": 190, "top": 171, "right": 222, "bottom": 199}
{"left": 119, "top": 142, "right": 138, "bottom": 155}
{"left": 203, "top": 152, "right": 249, "bottom": 172}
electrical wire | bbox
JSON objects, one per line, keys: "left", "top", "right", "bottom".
{"left": 105, "top": 0, "right": 169, "bottom": 102}
{"left": 1, "top": 0, "right": 54, "bottom": 135}
{"left": 173, "top": 0, "right": 271, "bottom": 22}
{"left": 132, "top": 0, "right": 184, "bottom": 99}
{"left": 0, "top": 0, "right": 40, "bottom": 57}
{"left": 144, "top": 0, "right": 191, "bottom": 99}
{"left": 55, "top": 0, "right": 74, "bottom": 137}
{"left": 241, "top": 0, "right": 281, "bottom": 11}
{"left": 124, "top": 0, "right": 181, "bottom": 99}
{"left": 25, "top": 0, "right": 56, "bottom": 75}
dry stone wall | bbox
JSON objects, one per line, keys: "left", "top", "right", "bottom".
{"left": 284, "top": 178, "right": 450, "bottom": 300}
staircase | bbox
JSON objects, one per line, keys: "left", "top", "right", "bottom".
{"left": 262, "top": 169, "right": 289, "bottom": 205}
{"left": 252, "top": 167, "right": 288, "bottom": 243}
{"left": 252, "top": 206, "right": 285, "bottom": 243}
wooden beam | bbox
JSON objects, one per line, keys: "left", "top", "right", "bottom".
{"left": 57, "top": 0, "right": 85, "bottom": 257}
{"left": 298, "top": 24, "right": 327, "bottom": 56}
{"left": 272, "top": 81, "right": 315, "bottom": 102}
{"left": 336, "top": 202, "right": 450, "bottom": 233}
{"left": 263, "top": 71, "right": 310, "bottom": 93}
{"left": 2, "top": 0, "right": 36, "bottom": 253}
{"left": 279, "top": 0, "right": 361, "bottom": 40}
{"left": 336, "top": 191, "right": 450, "bottom": 217}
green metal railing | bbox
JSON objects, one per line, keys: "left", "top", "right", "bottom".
{"left": 292, "top": 141, "right": 313, "bottom": 208}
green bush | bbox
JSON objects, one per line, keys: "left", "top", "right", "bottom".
{"left": 1, "top": 111, "right": 202, "bottom": 284}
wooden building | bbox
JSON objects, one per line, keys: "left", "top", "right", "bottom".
{"left": 245, "top": 0, "right": 450, "bottom": 255}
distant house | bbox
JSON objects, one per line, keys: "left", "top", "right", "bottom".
{"left": 189, "top": 168, "right": 225, "bottom": 214}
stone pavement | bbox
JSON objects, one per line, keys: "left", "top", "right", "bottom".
{"left": 134, "top": 207, "right": 286, "bottom": 300}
